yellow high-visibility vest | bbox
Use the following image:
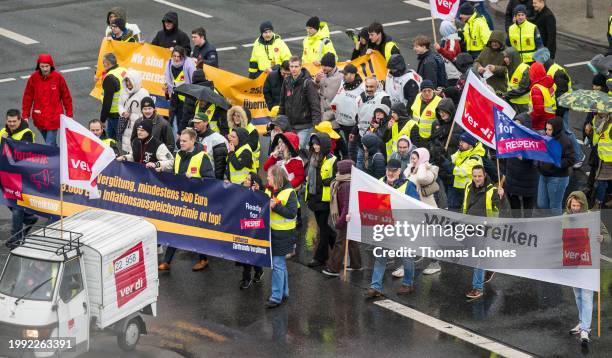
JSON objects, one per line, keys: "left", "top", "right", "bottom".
{"left": 463, "top": 183, "right": 499, "bottom": 217}
{"left": 305, "top": 155, "right": 337, "bottom": 202}
{"left": 507, "top": 62, "right": 531, "bottom": 105}
{"left": 102, "top": 66, "right": 126, "bottom": 114}
{"left": 174, "top": 150, "right": 209, "bottom": 178}
{"left": 102, "top": 137, "right": 116, "bottom": 147}
{"left": 597, "top": 122, "right": 612, "bottom": 162}
{"left": 546, "top": 63, "right": 573, "bottom": 94}
{"left": 411, "top": 95, "right": 441, "bottom": 139}
{"left": 0, "top": 127, "right": 35, "bottom": 142}
{"left": 385, "top": 120, "right": 416, "bottom": 158}
{"left": 529, "top": 84, "right": 557, "bottom": 115}
{"left": 508, "top": 21, "right": 537, "bottom": 63}
{"left": 248, "top": 35, "right": 292, "bottom": 75}
{"left": 228, "top": 144, "right": 255, "bottom": 184}
{"left": 245, "top": 123, "right": 261, "bottom": 170}
{"left": 463, "top": 13, "right": 491, "bottom": 52}
{"left": 268, "top": 188, "right": 297, "bottom": 230}
{"left": 383, "top": 41, "right": 399, "bottom": 61}
{"left": 173, "top": 70, "right": 186, "bottom": 102}
{"left": 196, "top": 102, "right": 219, "bottom": 133}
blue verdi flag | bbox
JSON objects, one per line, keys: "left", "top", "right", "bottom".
{"left": 493, "top": 107, "right": 561, "bottom": 167}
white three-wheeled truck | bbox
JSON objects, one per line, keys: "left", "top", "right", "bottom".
{"left": 0, "top": 209, "right": 159, "bottom": 357}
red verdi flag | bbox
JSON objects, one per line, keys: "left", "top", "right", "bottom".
{"left": 59, "top": 115, "right": 116, "bottom": 198}
{"left": 429, "top": 0, "right": 461, "bottom": 21}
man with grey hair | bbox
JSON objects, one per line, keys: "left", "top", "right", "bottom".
{"left": 100, "top": 53, "right": 127, "bottom": 140}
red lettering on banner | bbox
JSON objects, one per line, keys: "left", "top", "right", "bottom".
{"left": 65, "top": 128, "right": 105, "bottom": 181}
{"left": 358, "top": 191, "right": 394, "bottom": 226}
{"left": 0, "top": 171, "right": 23, "bottom": 201}
{"left": 114, "top": 242, "right": 147, "bottom": 307}
{"left": 240, "top": 218, "right": 265, "bottom": 229}
{"left": 435, "top": 0, "right": 458, "bottom": 14}
{"left": 562, "top": 228, "right": 592, "bottom": 266}
{"left": 461, "top": 84, "right": 500, "bottom": 144}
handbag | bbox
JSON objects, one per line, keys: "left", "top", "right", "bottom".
{"left": 420, "top": 180, "right": 440, "bottom": 197}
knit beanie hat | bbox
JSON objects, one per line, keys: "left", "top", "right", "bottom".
{"left": 260, "top": 21, "right": 273, "bottom": 34}
{"left": 140, "top": 97, "right": 155, "bottom": 109}
{"left": 306, "top": 16, "right": 320, "bottom": 30}
{"left": 320, "top": 52, "right": 336, "bottom": 67}
{"left": 459, "top": 132, "right": 477, "bottom": 146}
{"left": 459, "top": 3, "right": 475, "bottom": 16}
{"left": 137, "top": 119, "right": 153, "bottom": 135}
{"left": 420, "top": 79, "right": 435, "bottom": 90}
{"left": 514, "top": 4, "right": 528, "bottom": 16}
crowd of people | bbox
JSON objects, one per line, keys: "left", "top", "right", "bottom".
{"left": 4, "top": 0, "right": 611, "bottom": 347}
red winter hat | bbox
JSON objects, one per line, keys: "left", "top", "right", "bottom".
{"left": 36, "top": 53, "right": 55, "bottom": 68}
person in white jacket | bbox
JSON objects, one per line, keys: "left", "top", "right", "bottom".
{"left": 118, "top": 70, "right": 150, "bottom": 154}
{"left": 117, "top": 120, "right": 174, "bottom": 172}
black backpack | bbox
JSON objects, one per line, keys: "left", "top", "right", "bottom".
{"left": 433, "top": 54, "right": 448, "bottom": 88}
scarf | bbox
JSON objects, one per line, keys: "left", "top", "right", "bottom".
{"left": 171, "top": 59, "right": 184, "bottom": 68}
{"left": 330, "top": 173, "right": 351, "bottom": 223}
{"left": 307, "top": 153, "right": 320, "bottom": 195}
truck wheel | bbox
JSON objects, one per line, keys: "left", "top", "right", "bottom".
{"left": 117, "top": 318, "right": 141, "bottom": 351}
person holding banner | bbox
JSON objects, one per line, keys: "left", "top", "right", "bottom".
{"left": 365, "top": 22, "right": 400, "bottom": 61}
{"left": 457, "top": 3, "right": 491, "bottom": 59}
{"left": 118, "top": 120, "right": 174, "bottom": 172}
{"left": 226, "top": 127, "right": 255, "bottom": 184}
{"left": 99, "top": 53, "right": 125, "bottom": 141}
{"left": 88, "top": 119, "right": 119, "bottom": 156}
{"left": 132, "top": 97, "right": 175, "bottom": 153}
{"left": 239, "top": 173, "right": 266, "bottom": 289}
{"left": 192, "top": 111, "right": 228, "bottom": 180}
{"left": 164, "top": 46, "right": 195, "bottom": 136}
{"left": 448, "top": 133, "right": 484, "bottom": 210}
{"left": 248, "top": 21, "right": 292, "bottom": 79}
{"left": 265, "top": 165, "right": 298, "bottom": 308}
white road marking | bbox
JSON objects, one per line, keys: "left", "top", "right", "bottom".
{"left": 375, "top": 300, "right": 534, "bottom": 358}
{"left": 151, "top": 0, "right": 213, "bottom": 18}
{"left": 602, "top": 255, "right": 612, "bottom": 263}
{"left": 417, "top": 16, "right": 433, "bottom": 21}
{"left": 0, "top": 27, "right": 38, "bottom": 45}
{"left": 20, "top": 75, "right": 30, "bottom": 80}
{"left": 383, "top": 20, "right": 412, "bottom": 27}
{"left": 0, "top": 78, "right": 16, "bottom": 83}
{"left": 60, "top": 66, "right": 90, "bottom": 73}
{"left": 564, "top": 61, "right": 590, "bottom": 68}
{"left": 403, "top": 0, "right": 431, "bottom": 10}
{"left": 217, "top": 46, "right": 237, "bottom": 51}
{"left": 242, "top": 43, "right": 254, "bottom": 48}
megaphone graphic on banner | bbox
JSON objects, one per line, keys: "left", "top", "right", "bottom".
{"left": 30, "top": 169, "right": 53, "bottom": 190}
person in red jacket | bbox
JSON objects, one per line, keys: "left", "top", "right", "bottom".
{"left": 21, "top": 54, "right": 73, "bottom": 146}
{"left": 528, "top": 61, "right": 556, "bottom": 132}
{"left": 264, "top": 132, "right": 304, "bottom": 189}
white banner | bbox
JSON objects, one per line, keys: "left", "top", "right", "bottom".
{"left": 429, "top": 0, "right": 461, "bottom": 21}
{"left": 347, "top": 167, "right": 600, "bottom": 291}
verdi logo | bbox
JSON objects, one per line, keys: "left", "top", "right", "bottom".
{"left": 358, "top": 191, "right": 394, "bottom": 227}
{"left": 562, "top": 228, "right": 592, "bottom": 266}
{"left": 435, "top": 0, "right": 459, "bottom": 14}
{"left": 65, "top": 128, "right": 105, "bottom": 181}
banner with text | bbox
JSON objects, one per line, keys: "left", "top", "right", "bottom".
{"left": 0, "top": 139, "right": 272, "bottom": 267}
{"left": 347, "top": 167, "right": 600, "bottom": 291}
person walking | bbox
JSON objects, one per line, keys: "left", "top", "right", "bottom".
{"left": 507, "top": 5, "right": 542, "bottom": 64}
{"left": 192, "top": 111, "right": 228, "bottom": 180}
{"left": 314, "top": 53, "right": 343, "bottom": 123}
{"left": 458, "top": 3, "right": 491, "bottom": 59}
{"left": 384, "top": 102, "right": 416, "bottom": 158}
{"left": 164, "top": 46, "right": 196, "bottom": 136}
{"left": 264, "top": 132, "right": 304, "bottom": 188}
{"left": 89, "top": 119, "right": 119, "bottom": 155}
{"left": 190, "top": 27, "right": 218, "bottom": 67}
{"left": 265, "top": 165, "right": 298, "bottom": 308}
{"left": 118, "top": 70, "right": 149, "bottom": 154}
{"left": 239, "top": 172, "right": 266, "bottom": 289}
{"left": 432, "top": 98, "right": 461, "bottom": 151}
{"left": 302, "top": 17, "right": 336, "bottom": 65}
{"left": 264, "top": 61, "right": 290, "bottom": 111}
{"left": 414, "top": 35, "right": 445, "bottom": 88}
{"left": 473, "top": 30, "right": 508, "bottom": 94}
{"left": 105, "top": 7, "right": 141, "bottom": 42}
{"left": 152, "top": 11, "right": 191, "bottom": 53}
{"left": 435, "top": 20, "right": 462, "bottom": 62}
{"left": 503, "top": 46, "right": 531, "bottom": 113}
{"left": 389, "top": 135, "right": 414, "bottom": 173}
{"left": 532, "top": 0, "right": 556, "bottom": 59}
{"left": 448, "top": 133, "right": 485, "bottom": 210}
{"left": 22, "top": 53, "right": 73, "bottom": 146}
{"left": 331, "top": 64, "right": 364, "bottom": 144}
{"left": 385, "top": 54, "right": 421, "bottom": 109}
{"left": 592, "top": 112, "right": 612, "bottom": 209}
{"left": 227, "top": 106, "right": 261, "bottom": 170}
{"left": 248, "top": 21, "right": 292, "bottom": 79}
{"left": 528, "top": 62, "right": 556, "bottom": 132}
{"left": 504, "top": 0, "right": 534, "bottom": 32}
{"left": 361, "top": 132, "right": 387, "bottom": 179}
{"left": 181, "top": 67, "right": 213, "bottom": 131}
{"left": 99, "top": 53, "right": 126, "bottom": 141}
{"left": 108, "top": 17, "right": 137, "bottom": 42}
{"left": 410, "top": 80, "right": 442, "bottom": 143}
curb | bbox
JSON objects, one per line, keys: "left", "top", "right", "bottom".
{"left": 487, "top": 3, "right": 608, "bottom": 50}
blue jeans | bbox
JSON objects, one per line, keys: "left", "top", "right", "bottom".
{"left": 595, "top": 180, "right": 612, "bottom": 202}
{"left": 472, "top": 268, "right": 485, "bottom": 290}
{"left": 40, "top": 130, "right": 58, "bottom": 146}
{"left": 105, "top": 117, "right": 118, "bottom": 141}
{"left": 537, "top": 175, "right": 569, "bottom": 215}
{"left": 356, "top": 147, "right": 365, "bottom": 170}
{"left": 573, "top": 288, "right": 594, "bottom": 332}
{"left": 270, "top": 255, "right": 289, "bottom": 303}
{"left": 370, "top": 255, "right": 414, "bottom": 291}
{"left": 447, "top": 187, "right": 465, "bottom": 211}
{"left": 9, "top": 208, "right": 37, "bottom": 238}
{"left": 296, "top": 127, "right": 313, "bottom": 150}
{"left": 562, "top": 110, "right": 583, "bottom": 162}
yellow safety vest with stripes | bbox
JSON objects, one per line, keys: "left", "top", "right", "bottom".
{"left": 102, "top": 66, "right": 126, "bottom": 114}
{"left": 597, "top": 121, "right": 612, "bottom": 162}
{"left": 229, "top": 144, "right": 255, "bottom": 184}
{"left": 245, "top": 123, "right": 261, "bottom": 170}
{"left": 411, "top": 95, "right": 441, "bottom": 139}
{"left": 385, "top": 120, "right": 416, "bottom": 158}
{"left": 248, "top": 35, "right": 292, "bottom": 75}
{"left": 451, "top": 143, "right": 484, "bottom": 189}
{"left": 463, "top": 183, "right": 499, "bottom": 217}
{"left": 267, "top": 187, "right": 297, "bottom": 231}
{"left": 508, "top": 21, "right": 537, "bottom": 63}
{"left": 305, "top": 155, "right": 337, "bottom": 202}
{"left": 196, "top": 102, "right": 219, "bottom": 133}
{"left": 102, "top": 137, "right": 116, "bottom": 147}
{"left": 507, "top": 63, "right": 531, "bottom": 105}
{"left": 529, "top": 84, "right": 557, "bottom": 115}
{"left": 174, "top": 150, "right": 209, "bottom": 178}
{"left": 383, "top": 41, "right": 399, "bottom": 62}
{"left": 546, "top": 63, "right": 572, "bottom": 94}
{"left": 173, "top": 70, "right": 186, "bottom": 102}
{"left": 0, "top": 127, "right": 35, "bottom": 142}
{"left": 379, "top": 177, "right": 408, "bottom": 194}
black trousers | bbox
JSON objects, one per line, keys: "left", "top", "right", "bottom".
{"left": 508, "top": 194, "right": 536, "bottom": 218}
{"left": 242, "top": 265, "right": 263, "bottom": 281}
{"left": 313, "top": 209, "right": 336, "bottom": 263}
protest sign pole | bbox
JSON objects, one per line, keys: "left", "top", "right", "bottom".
{"left": 431, "top": 18, "right": 438, "bottom": 44}
{"left": 496, "top": 156, "right": 502, "bottom": 187}
{"left": 343, "top": 238, "right": 349, "bottom": 282}
{"left": 444, "top": 121, "right": 456, "bottom": 151}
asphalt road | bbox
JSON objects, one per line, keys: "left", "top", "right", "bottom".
{"left": 0, "top": 0, "right": 611, "bottom": 357}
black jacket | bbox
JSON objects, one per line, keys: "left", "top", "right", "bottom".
{"left": 226, "top": 127, "right": 253, "bottom": 180}
{"left": 191, "top": 41, "right": 218, "bottom": 67}
{"left": 503, "top": 113, "right": 538, "bottom": 197}
{"left": 175, "top": 142, "right": 214, "bottom": 178}
{"left": 263, "top": 66, "right": 284, "bottom": 110}
{"left": 543, "top": 59, "right": 570, "bottom": 115}
{"left": 132, "top": 114, "right": 175, "bottom": 153}
{"left": 182, "top": 70, "right": 214, "bottom": 128}
{"left": 505, "top": 0, "right": 534, "bottom": 32}
{"left": 197, "top": 127, "right": 228, "bottom": 180}
{"left": 538, "top": 117, "right": 575, "bottom": 177}
{"left": 100, "top": 64, "right": 121, "bottom": 123}
{"left": 361, "top": 133, "right": 386, "bottom": 179}
{"left": 532, "top": 6, "right": 556, "bottom": 59}
{"left": 416, "top": 50, "right": 440, "bottom": 87}
{"left": 151, "top": 12, "right": 191, "bottom": 53}
{"left": 464, "top": 176, "right": 508, "bottom": 217}
{"left": 270, "top": 183, "right": 298, "bottom": 256}
{"left": 366, "top": 33, "right": 400, "bottom": 58}
{"left": 4, "top": 121, "right": 34, "bottom": 143}
{"left": 279, "top": 68, "right": 321, "bottom": 129}
{"left": 307, "top": 133, "right": 338, "bottom": 211}
{"left": 432, "top": 98, "right": 462, "bottom": 151}
{"left": 131, "top": 136, "right": 164, "bottom": 164}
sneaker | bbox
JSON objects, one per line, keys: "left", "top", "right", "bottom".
{"left": 307, "top": 260, "right": 323, "bottom": 268}
{"left": 240, "top": 279, "right": 253, "bottom": 290}
{"left": 465, "top": 288, "right": 483, "bottom": 299}
{"left": 264, "top": 300, "right": 282, "bottom": 309}
{"left": 423, "top": 261, "right": 441, "bottom": 275}
{"left": 391, "top": 267, "right": 404, "bottom": 278}
{"left": 158, "top": 262, "right": 170, "bottom": 271}
{"left": 192, "top": 259, "right": 209, "bottom": 271}
{"left": 484, "top": 271, "right": 495, "bottom": 284}
{"left": 157, "top": 245, "right": 164, "bottom": 255}
{"left": 322, "top": 268, "right": 340, "bottom": 277}
{"left": 397, "top": 284, "right": 415, "bottom": 295}
{"left": 346, "top": 266, "right": 363, "bottom": 271}
{"left": 253, "top": 270, "right": 264, "bottom": 283}
{"left": 580, "top": 330, "right": 589, "bottom": 345}
{"left": 569, "top": 323, "right": 581, "bottom": 335}
{"left": 366, "top": 288, "right": 383, "bottom": 298}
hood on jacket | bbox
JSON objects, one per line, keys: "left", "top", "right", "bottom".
{"left": 503, "top": 46, "right": 522, "bottom": 76}
{"left": 396, "top": 134, "right": 412, "bottom": 151}
{"left": 192, "top": 69, "right": 207, "bottom": 84}
{"left": 36, "top": 53, "right": 55, "bottom": 71}
{"left": 435, "top": 98, "right": 456, "bottom": 120}
{"left": 487, "top": 30, "right": 506, "bottom": 49}
{"left": 162, "top": 11, "right": 179, "bottom": 33}
{"left": 361, "top": 133, "right": 383, "bottom": 154}
{"left": 391, "top": 102, "right": 410, "bottom": 118}
{"left": 308, "top": 21, "right": 331, "bottom": 41}
{"left": 123, "top": 69, "right": 143, "bottom": 95}
{"left": 454, "top": 53, "right": 474, "bottom": 73}
{"left": 387, "top": 54, "right": 407, "bottom": 75}
{"left": 529, "top": 62, "right": 554, "bottom": 88}
{"left": 412, "top": 147, "right": 430, "bottom": 166}
{"left": 106, "top": 7, "right": 126, "bottom": 25}
{"left": 566, "top": 191, "right": 589, "bottom": 213}
{"left": 309, "top": 132, "right": 332, "bottom": 156}
{"left": 337, "top": 159, "right": 353, "bottom": 175}
{"left": 440, "top": 20, "right": 457, "bottom": 38}
{"left": 546, "top": 116, "right": 564, "bottom": 138}
{"left": 227, "top": 106, "right": 249, "bottom": 130}
{"left": 514, "top": 112, "right": 533, "bottom": 129}
{"left": 233, "top": 127, "right": 249, "bottom": 148}
{"left": 271, "top": 131, "right": 300, "bottom": 157}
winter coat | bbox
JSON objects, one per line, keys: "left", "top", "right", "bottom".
{"left": 432, "top": 98, "right": 462, "bottom": 150}
{"left": 263, "top": 66, "right": 284, "bottom": 110}
{"left": 181, "top": 69, "right": 213, "bottom": 128}
{"left": 125, "top": 135, "right": 174, "bottom": 172}
{"left": 366, "top": 33, "right": 400, "bottom": 59}
{"left": 307, "top": 133, "right": 337, "bottom": 211}
{"left": 279, "top": 68, "right": 321, "bottom": 129}
{"left": 270, "top": 183, "right": 298, "bottom": 256}
{"left": 542, "top": 59, "right": 571, "bottom": 103}
{"left": 164, "top": 57, "right": 196, "bottom": 96}
{"left": 537, "top": 117, "right": 575, "bottom": 177}
{"left": 196, "top": 127, "right": 228, "bottom": 180}
{"left": 503, "top": 113, "right": 538, "bottom": 197}
{"left": 416, "top": 50, "right": 440, "bottom": 87}
{"left": 105, "top": 7, "right": 141, "bottom": 41}
{"left": 528, "top": 62, "right": 556, "bottom": 130}
{"left": 227, "top": 106, "right": 259, "bottom": 152}
{"left": 504, "top": 47, "right": 531, "bottom": 102}
{"left": 191, "top": 41, "right": 218, "bottom": 68}
{"left": 316, "top": 67, "right": 343, "bottom": 122}
{"left": 473, "top": 30, "right": 508, "bottom": 94}
{"left": 151, "top": 12, "right": 191, "bottom": 53}
{"left": 100, "top": 64, "right": 123, "bottom": 124}
{"left": 302, "top": 22, "right": 337, "bottom": 63}
{"left": 226, "top": 127, "right": 253, "bottom": 180}
{"left": 406, "top": 158, "right": 439, "bottom": 208}
{"left": 131, "top": 113, "right": 175, "bottom": 153}
{"left": 335, "top": 178, "right": 351, "bottom": 231}
{"left": 22, "top": 54, "right": 73, "bottom": 131}
{"left": 264, "top": 132, "right": 304, "bottom": 188}
{"left": 362, "top": 133, "right": 386, "bottom": 179}
{"left": 532, "top": 5, "right": 556, "bottom": 59}
{"left": 174, "top": 142, "right": 214, "bottom": 178}
{"left": 438, "top": 22, "right": 462, "bottom": 62}
{"left": 504, "top": 0, "right": 534, "bottom": 32}
{"left": 464, "top": 176, "right": 508, "bottom": 217}
{"left": 119, "top": 70, "right": 149, "bottom": 153}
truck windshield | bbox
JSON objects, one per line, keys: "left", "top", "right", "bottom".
{"left": 0, "top": 255, "right": 59, "bottom": 301}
